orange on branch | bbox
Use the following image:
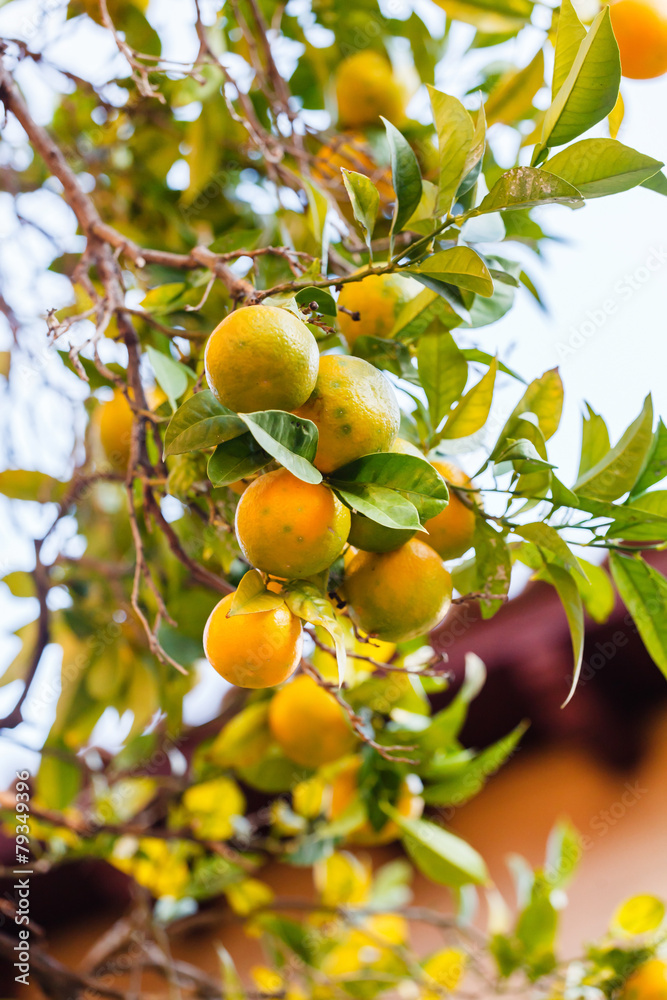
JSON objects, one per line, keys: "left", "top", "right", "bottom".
{"left": 295, "top": 355, "right": 400, "bottom": 473}
{"left": 98, "top": 389, "right": 134, "bottom": 471}
{"left": 622, "top": 960, "right": 667, "bottom": 1000}
{"left": 312, "top": 133, "right": 394, "bottom": 213}
{"left": 424, "top": 461, "right": 478, "bottom": 561}
{"left": 235, "top": 468, "right": 350, "bottom": 579}
{"left": 204, "top": 304, "right": 319, "bottom": 413}
{"left": 335, "top": 51, "right": 406, "bottom": 128}
{"left": 328, "top": 757, "right": 424, "bottom": 845}
{"left": 203, "top": 593, "right": 302, "bottom": 689}
{"left": 609, "top": 0, "right": 667, "bottom": 79}
{"left": 269, "top": 674, "right": 357, "bottom": 767}
{"left": 337, "top": 272, "right": 418, "bottom": 350}
{"left": 343, "top": 538, "right": 453, "bottom": 642}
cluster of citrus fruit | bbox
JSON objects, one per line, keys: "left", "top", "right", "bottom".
{"left": 195, "top": 295, "right": 478, "bottom": 696}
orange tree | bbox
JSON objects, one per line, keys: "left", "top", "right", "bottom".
{"left": 1, "top": 0, "right": 667, "bottom": 997}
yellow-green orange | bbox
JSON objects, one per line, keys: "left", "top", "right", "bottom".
{"left": 99, "top": 389, "right": 134, "bottom": 470}
{"left": 622, "top": 960, "right": 667, "bottom": 1000}
{"left": 424, "top": 461, "right": 477, "bottom": 561}
{"left": 204, "top": 593, "right": 302, "bottom": 689}
{"left": 328, "top": 757, "right": 424, "bottom": 845}
{"left": 235, "top": 468, "right": 350, "bottom": 578}
{"left": 344, "top": 538, "right": 452, "bottom": 642}
{"left": 338, "top": 273, "right": 418, "bottom": 349}
{"left": 204, "top": 304, "right": 319, "bottom": 413}
{"left": 295, "top": 355, "right": 400, "bottom": 473}
{"left": 336, "top": 51, "right": 405, "bottom": 128}
{"left": 269, "top": 675, "right": 357, "bottom": 767}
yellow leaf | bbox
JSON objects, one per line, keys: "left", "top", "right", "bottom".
{"left": 226, "top": 878, "right": 274, "bottom": 916}
{"left": 314, "top": 850, "right": 372, "bottom": 907}
{"left": 421, "top": 948, "right": 467, "bottom": 996}
{"left": 182, "top": 777, "right": 246, "bottom": 840}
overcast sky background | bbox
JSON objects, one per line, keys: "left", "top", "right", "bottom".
{"left": 1, "top": 0, "right": 666, "bottom": 784}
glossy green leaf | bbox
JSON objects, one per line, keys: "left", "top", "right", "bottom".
{"left": 485, "top": 49, "right": 544, "bottom": 127}
{"left": 330, "top": 453, "right": 448, "bottom": 521}
{"left": 474, "top": 520, "right": 511, "bottom": 618}
{"left": 239, "top": 411, "right": 321, "bottom": 484}
{"left": 462, "top": 349, "right": 526, "bottom": 383}
{"left": 515, "top": 522, "right": 587, "bottom": 581}
{"left": 427, "top": 87, "right": 474, "bottom": 216}
{"left": 341, "top": 169, "right": 379, "bottom": 250}
{"left": 164, "top": 391, "right": 245, "bottom": 456}
{"left": 578, "top": 403, "right": 611, "bottom": 479}
{"left": 610, "top": 553, "right": 667, "bottom": 680}
{"left": 631, "top": 419, "right": 667, "bottom": 496}
{"left": 439, "top": 358, "right": 497, "bottom": 440}
{"left": 332, "top": 484, "right": 422, "bottom": 531}
{"left": 575, "top": 560, "right": 615, "bottom": 625}
{"left": 418, "top": 331, "right": 468, "bottom": 429}
{"left": 544, "top": 139, "right": 662, "bottom": 198}
{"left": 390, "top": 287, "right": 465, "bottom": 341}
{"left": 285, "top": 583, "right": 347, "bottom": 686}
{"left": 642, "top": 170, "right": 667, "bottom": 196}
{"left": 552, "top": 0, "right": 586, "bottom": 99}
{"left": 423, "top": 721, "right": 527, "bottom": 806}
{"left": 388, "top": 809, "right": 489, "bottom": 887}
{"left": 381, "top": 117, "right": 422, "bottom": 234}
{"left": 534, "top": 8, "right": 621, "bottom": 163}
{"left": 409, "top": 246, "right": 494, "bottom": 297}
{"left": 207, "top": 433, "right": 270, "bottom": 487}
{"left": 545, "top": 564, "right": 584, "bottom": 707}
{"left": 496, "top": 368, "right": 564, "bottom": 451}
{"left": 575, "top": 395, "right": 653, "bottom": 501}
{"left": 432, "top": 0, "right": 533, "bottom": 33}
{"left": 228, "top": 570, "right": 285, "bottom": 617}
{"left": 294, "top": 286, "right": 337, "bottom": 317}
{"left": 146, "top": 346, "right": 195, "bottom": 410}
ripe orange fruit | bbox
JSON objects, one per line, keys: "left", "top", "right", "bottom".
{"left": 269, "top": 674, "right": 357, "bottom": 767}
{"left": 344, "top": 538, "right": 453, "bottom": 642}
{"left": 338, "top": 273, "right": 418, "bottom": 349}
{"left": 423, "top": 461, "right": 477, "bottom": 561}
{"left": 204, "top": 305, "right": 319, "bottom": 413}
{"left": 609, "top": 0, "right": 667, "bottom": 79}
{"left": 98, "top": 389, "right": 134, "bottom": 470}
{"left": 335, "top": 51, "right": 406, "bottom": 128}
{"left": 295, "top": 355, "right": 400, "bottom": 473}
{"left": 235, "top": 468, "right": 351, "bottom": 578}
{"left": 622, "top": 960, "right": 667, "bottom": 1000}
{"left": 204, "top": 593, "right": 302, "bottom": 688}
{"left": 328, "top": 757, "right": 424, "bottom": 845}
{"left": 312, "top": 133, "right": 394, "bottom": 214}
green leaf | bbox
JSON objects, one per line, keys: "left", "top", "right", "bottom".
{"left": 427, "top": 87, "right": 474, "bottom": 216}
{"left": 544, "top": 139, "right": 662, "bottom": 198}
{"left": 207, "top": 433, "right": 270, "bottom": 487}
{"left": 390, "top": 287, "right": 464, "bottom": 342}
{"left": 387, "top": 809, "right": 489, "bottom": 887}
{"left": 332, "top": 484, "right": 422, "bottom": 532}
{"left": 575, "top": 395, "right": 653, "bottom": 501}
{"left": 330, "top": 453, "right": 449, "bottom": 521}
{"left": 439, "top": 358, "right": 497, "bottom": 440}
{"left": 612, "top": 493, "right": 667, "bottom": 541}
{"left": 496, "top": 368, "right": 564, "bottom": 451}
{"left": 612, "top": 895, "right": 666, "bottom": 936}
{"left": 418, "top": 331, "right": 468, "bottom": 429}
{"left": 408, "top": 246, "right": 494, "bottom": 297}
{"left": 353, "top": 336, "right": 417, "bottom": 383}
{"left": 552, "top": 0, "right": 586, "bottom": 99}
{"left": 494, "top": 439, "right": 555, "bottom": 474}
{"left": 432, "top": 0, "right": 533, "bottom": 33}
{"left": 341, "top": 169, "right": 379, "bottom": 251}
{"left": 285, "top": 584, "right": 348, "bottom": 686}
{"left": 423, "top": 722, "right": 527, "bottom": 807}
{"left": 36, "top": 753, "right": 82, "bottom": 811}
{"left": 578, "top": 403, "right": 611, "bottom": 479}
{"left": 239, "top": 411, "right": 321, "bottom": 484}
{"left": 474, "top": 520, "right": 511, "bottom": 618}
{"left": 470, "top": 167, "right": 584, "bottom": 216}
{"left": 485, "top": 49, "right": 544, "bottom": 127}
{"left": 545, "top": 819, "right": 582, "bottom": 889}
{"left": 461, "top": 349, "right": 526, "bottom": 383}
{"left": 146, "top": 346, "right": 195, "bottom": 410}
{"left": 575, "top": 559, "right": 615, "bottom": 625}
{"left": 294, "top": 287, "right": 337, "bottom": 317}
{"left": 466, "top": 279, "right": 516, "bottom": 329}
{"left": 164, "top": 391, "right": 245, "bottom": 456}
{"left": 609, "top": 552, "right": 667, "bottom": 680}
{"left": 381, "top": 117, "right": 422, "bottom": 234}
{"left": 0, "top": 470, "right": 67, "bottom": 503}
{"left": 545, "top": 564, "right": 584, "bottom": 707}
{"left": 228, "top": 570, "right": 285, "bottom": 617}
{"left": 216, "top": 945, "right": 246, "bottom": 1000}
{"left": 515, "top": 523, "right": 587, "bottom": 581}
{"left": 57, "top": 350, "right": 126, "bottom": 390}
{"left": 534, "top": 8, "right": 621, "bottom": 163}
{"left": 642, "top": 170, "right": 667, "bottom": 196}
{"left": 407, "top": 275, "right": 471, "bottom": 324}
{"left": 631, "top": 419, "right": 667, "bottom": 496}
